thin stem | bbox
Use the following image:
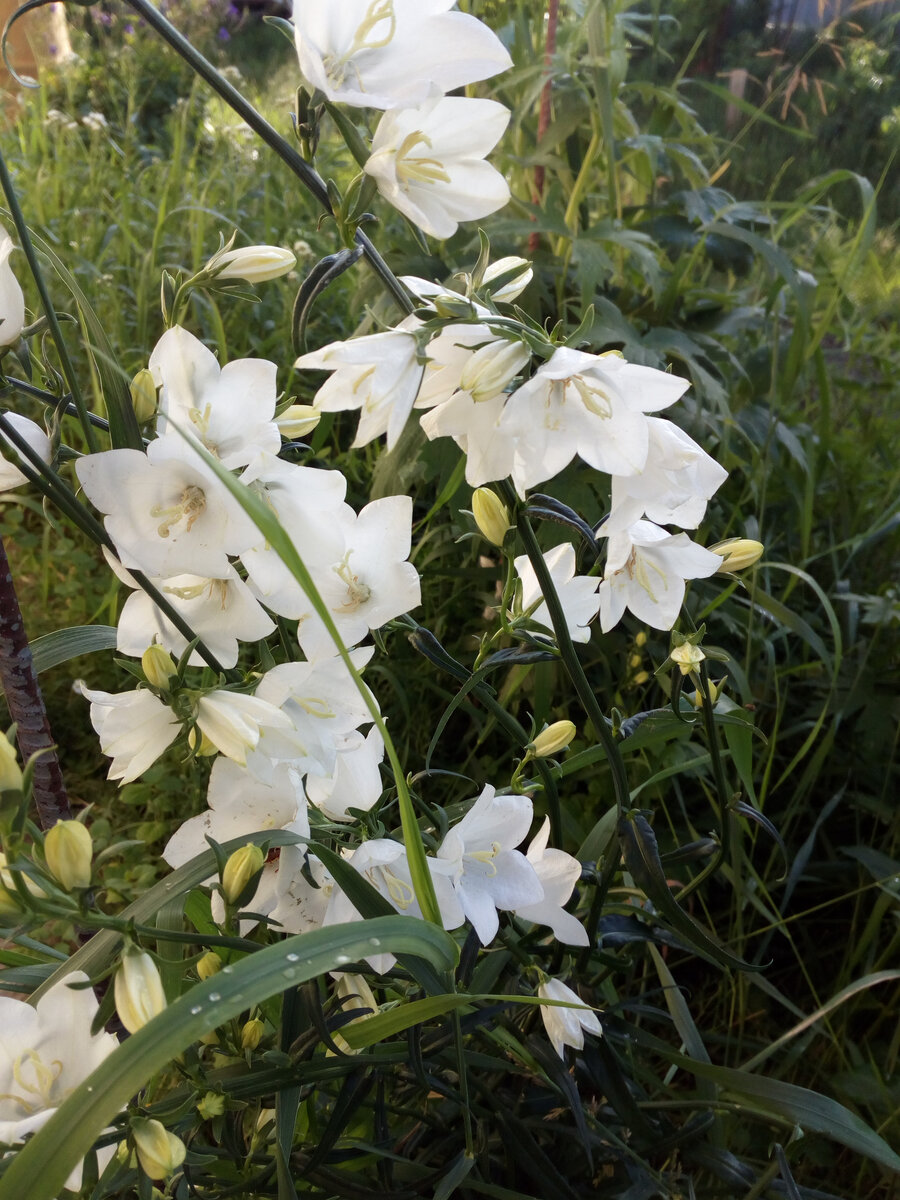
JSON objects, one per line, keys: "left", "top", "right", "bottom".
{"left": 123, "top": 0, "right": 414, "bottom": 317}
{"left": 0, "top": 148, "right": 99, "bottom": 452}
{"left": 5, "top": 376, "right": 112, "bottom": 435}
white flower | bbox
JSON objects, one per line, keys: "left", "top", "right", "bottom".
{"left": 81, "top": 110, "right": 108, "bottom": 132}
{"left": 499, "top": 348, "right": 689, "bottom": 494}
{"left": 0, "top": 228, "right": 25, "bottom": 347}
{"left": 0, "top": 414, "right": 51, "bottom": 492}
{"left": 436, "top": 785, "right": 543, "bottom": 945}
{"left": 295, "top": 320, "right": 423, "bottom": 450}
{"left": 194, "top": 690, "right": 294, "bottom": 767}
{"left": 364, "top": 96, "right": 510, "bottom": 240}
{"left": 294, "top": 495, "right": 421, "bottom": 658}
{"left": 538, "top": 978, "right": 602, "bottom": 1059}
{"left": 420, "top": 391, "right": 514, "bottom": 486}
{"left": 414, "top": 323, "right": 496, "bottom": 409}
{"left": 75, "top": 682, "right": 180, "bottom": 785}
{"left": 596, "top": 519, "right": 722, "bottom": 632}
{"left": 150, "top": 325, "right": 280, "bottom": 469}
{"left": 114, "top": 948, "right": 166, "bottom": 1034}
{"left": 482, "top": 256, "right": 533, "bottom": 302}
{"left": 76, "top": 438, "right": 258, "bottom": 578}
{"left": 0, "top": 973, "right": 118, "bottom": 1190}
{"left": 207, "top": 244, "right": 296, "bottom": 283}
{"left": 604, "top": 417, "right": 728, "bottom": 533}
{"left": 306, "top": 727, "right": 385, "bottom": 822}
{"left": 293, "top": 0, "right": 511, "bottom": 110}
{"left": 514, "top": 818, "right": 588, "bottom": 945}
{"left": 269, "top": 849, "right": 334, "bottom": 936}
{"left": 514, "top": 543, "right": 600, "bottom": 645}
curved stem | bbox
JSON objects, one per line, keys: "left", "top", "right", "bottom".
{"left": 4, "top": 376, "right": 112, "bottom": 435}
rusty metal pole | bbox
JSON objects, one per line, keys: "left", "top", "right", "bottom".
{"left": 0, "top": 534, "right": 70, "bottom": 827}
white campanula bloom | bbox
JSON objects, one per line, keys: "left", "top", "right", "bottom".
{"left": 417, "top": 325, "right": 530, "bottom": 410}
{"left": 499, "top": 348, "right": 689, "bottom": 494}
{"left": 306, "top": 727, "right": 385, "bottom": 822}
{"left": 295, "top": 318, "right": 423, "bottom": 450}
{"left": 0, "top": 973, "right": 118, "bottom": 1190}
{"left": 0, "top": 227, "right": 25, "bottom": 347}
{"left": 195, "top": 690, "right": 295, "bottom": 766}
{"left": 150, "top": 325, "right": 280, "bottom": 469}
{"left": 420, "top": 390, "right": 515, "bottom": 486}
{"left": 538, "top": 978, "right": 602, "bottom": 1059}
{"left": 596, "top": 519, "right": 722, "bottom": 632}
{"left": 514, "top": 818, "right": 588, "bottom": 946}
{"left": 75, "top": 438, "right": 258, "bottom": 579}
{"left": 293, "top": 0, "right": 511, "bottom": 110}
{"left": 75, "top": 682, "right": 180, "bottom": 785}
{"left": 294, "top": 495, "right": 422, "bottom": 659}
{"left": 514, "top": 543, "right": 600, "bottom": 645}
{"left": 436, "top": 785, "right": 543, "bottom": 945}
{"left": 269, "top": 849, "right": 335, "bottom": 936}
{"left": 364, "top": 96, "right": 511, "bottom": 240}
{"left": 0, "top": 413, "right": 51, "bottom": 492}
{"left": 605, "top": 417, "right": 729, "bottom": 534}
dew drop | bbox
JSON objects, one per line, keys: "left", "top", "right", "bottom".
{"left": 370, "top": 938, "right": 381, "bottom": 947}
{"left": 282, "top": 967, "right": 296, "bottom": 980}
{"left": 335, "top": 954, "right": 350, "bottom": 964}
{"left": 286, "top": 952, "right": 299, "bottom": 963}
{"left": 208, "top": 992, "right": 221, "bottom": 1002}
{"left": 221, "top": 965, "right": 233, "bottom": 975}
{"left": 190, "top": 1005, "right": 203, "bottom": 1015}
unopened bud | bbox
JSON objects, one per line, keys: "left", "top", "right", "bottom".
{"left": 275, "top": 404, "right": 320, "bottom": 439}
{"left": 530, "top": 720, "right": 576, "bottom": 758}
{"left": 670, "top": 643, "right": 705, "bottom": 676}
{"left": 241, "top": 1017, "right": 265, "bottom": 1050}
{"left": 432, "top": 294, "right": 476, "bottom": 320}
{"left": 142, "top": 644, "right": 177, "bottom": 690}
{"left": 0, "top": 850, "right": 44, "bottom": 915}
{"left": 459, "top": 338, "right": 530, "bottom": 402}
{"left": 691, "top": 679, "right": 723, "bottom": 708}
{"left": 196, "top": 951, "right": 223, "bottom": 981}
{"left": 482, "top": 256, "right": 533, "bottom": 302}
{"left": 115, "top": 947, "right": 167, "bottom": 1034}
{"left": 472, "top": 488, "right": 510, "bottom": 547}
{"left": 188, "top": 727, "right": 218, "bottom": 757}
{"left": 44, "top": 820, "right": 93, "bottom": 890}
{"left": 210, "top": 244, "right": 296, "bottom": 284}
{"left": 221, "top": 843, "right": 265, "bottom": 906}
{"left": 132, "top": 1118, "right": 186, "bottom": 1180}
{"left": 130, "top": 368, "right": 158, "bottom": 424}
{"left": 0, "top": 736, "right": 22, "bottom": 792}
{"left": 710, "top": 538, "right": 764, "bottom": 573}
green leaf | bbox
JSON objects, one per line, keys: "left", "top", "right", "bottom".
{"left": 0, "top": 917, "right": 457, "bottom": 1200}
{"left": 28, "top": 625, "right": 117, "bottom": 675}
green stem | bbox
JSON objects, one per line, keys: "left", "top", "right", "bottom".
{"left": 123, "top": 0, "right": 414, "bottom": 317}
{"left": 3, "top": 377, "right": 113, "bottom": 435}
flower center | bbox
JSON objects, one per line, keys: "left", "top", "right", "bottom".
{"left": 568, "top": 375, "right": 613, "bottom": 419}
{"left": 465, "top": 842, "right": 502, "bottom": 877}
{"left": 394, "top": 132, "right": 452, "bottom": 189}
{"left": 333, "top": 552, "right": 372, "bottom": 613}
{"left": 0, "top": 1050, "right": 65, "bottom": 1116}
{"left": 324, "top": 0, "right": 396, "bottom": 90}
{"left": 149, "top": 485, "right": 207, "bottom": 539}
{"left": 376, "top": 866, "right": 414, "bottom": 909}
{"left": 623, "top": 550, "right": 667, "bottom": 604}
{"left": 163, "top": 579, "right": 228, "bottom": 608}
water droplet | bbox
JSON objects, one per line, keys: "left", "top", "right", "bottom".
{"left": 335, "top": 954, "right": 350, "bottom": 964}
{"left": 190, "top": 1005, "right": 203, "bottom": 1015}
{"left": 282, "top": 967, "right": 296, "bottom": 980}
{"left": 370, "top": 938, "right": 381, "bottom": 947}
{"left": 85, "top": 1086, "right": 94, "bottom": 1093}
{"left": 221, "top": 965, "right": 233, "bottom": 974}
{"left": 286, "top": 952, "right": 299, "bottom": 963}
{"left": 208, "top": 992, "right": 221, "bottom": 1002}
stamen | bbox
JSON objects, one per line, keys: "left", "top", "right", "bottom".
{"left": 379, "top": 867, "right": 414, "bottom": 909}
{"left": 332, "top": 552, "right": 372, "bottom": 613}
{"left": 149, "top": 485, "right": 207, "bottom": 539}
{"left": 323, "top": 0, "right": 396, "bottom": 90}
{"left": 394, "top": 132, "right": 452, "bottom": 188}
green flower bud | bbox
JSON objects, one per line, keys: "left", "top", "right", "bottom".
{"left": 196, "top": 951, "right": 223, "bottom": 981}
{"left": 240, "top": 1017, "right": 265, "bottom": 1050}
{"left": 130, "top": 368, "right": 158, "bottom": 424}
{"left": 275, "top": 403, "right": 320, "bottom": 439}
{"left": 710, "top": 538, "right": 764, "bottom": 573}
{"left": 472, "top": 488, "right": 510, "bottom": 547}
{"left": 44, "top": 819, "right": 93, "bottom": 890}
{"left": 141, "top": 644, "right": 177, "bottom": 690}
{"left": 529, "top": 720, "right": 576, "bottom": 758}
{"left": 115, "top": 947, "right": 167, "bottom": 1033}
{"left": 132, "top": 1118, "right": 186, "bottom": 1180}
{"left": 221, "top": 843, "right": 265, "bottom": 906}
{"left": 0, "top": 736, "right": 23, "bottom": 792}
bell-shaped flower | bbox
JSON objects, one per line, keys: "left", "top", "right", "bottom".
{"left": 294, "top": 495, "right": 421, "bottom": 658}
{"left": 306, "top": 727, "right": 385, "bottom": 822}
{"left": 597, "top": 519, "right": 722, "bottom": 632}
{"left": 293, "top": 0, "right": 511, "bottom": 110}
{"left": 150, "top": 325, "right": 280, "bottom": 469}
{"left": 605, "top": 417, "right": 728, "bottom": 533}
{"left": 420, "top": 390, "right": 515, "bottom": 486}
{"left": 0, "top": 413, "right": 51, "bottom": 492}
{"left": 513, "top": 543, "right": 600, "bottom": 645}
{"left": 364, "top": 96, "right": 511, "bottom": 240}
{"left": 513, "top": 818, "right": 588, "bottom": 945}
{"left": 194, "top": 689, "right": 294, "bottom": 767}
{"left": 269, "top": 848, "right": 335, "bottom": 936}
{"left": 295, "top": 319, "right": 423, "bottom": 450}
{"left": 499, "top": 348, "right": 690, "bottom": 494}
{"left": 0, "top": 228, "right": 25, "bottom": 347}
{"left": 75, "top": 682, "right": 180, "bottom": 785}
{"left": 76, "top": 438, "right": 258, "bottom": 579}
{"left": 538, "top": 977, "right": 602, "bottom": 1059}
{"left": 0, "top": 973, "right": 118, "bottom": 1190}
{"left": 436, "top": 784, "right": 543, "bottom": 945}
{"left": 414, "top": 323, "right": 496, "bottom": 410}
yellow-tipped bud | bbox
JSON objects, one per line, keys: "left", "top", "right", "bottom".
{"left": 141, "top": 644, "right": 177, "bottom": 690}
{"left": 691, "top": 679, "right": 723, "bottom": 709}
{"left": 472, "top": 488, "right": 510, "bottom": 548}
{"left": 633, "top": 670, "right": 650, "bottom": 685}
{"left": 221, "top": 843, "right": 265, "bottom": 906}
{"left": 710, "top": 538, "right": 764, "bottom": 573}
{"left": 132, "top": 1118, "right": 186, "bottom": 1180}
{"left": 115, "top": 947, "right": 167, "bottom": 1034}
{"left": 241, "top": 1017, "right": 265, "bottom": 1050}
{"left": 670, "top": 643, "right": 705, "bottom": 676}
{"left": 627, "top": 653, "right": 642, "bottom": 670}
{"left": 275, "top": 404, "right": 321, "bottom": 439}
{"left": 0, "top": 736, "right": 23, "bottom": 793}
{"left": 0, "top": 850, "right": 45, "bottom": 916}
{"left": 530, "top": 720, "right": 576, "bottom": 758}
{"left": 196, "top": 951, "right": 223, "bottom": 981}
{"left": 44, "top": 820, "right": 93, "bottom": 890}
{"left": 634, "top": 631, "right": 648, "bottom": 648}
{"left": 130, "top": 368, "right": 158, "bottom": 424}
{"left": 188, "top": 727, "right": 219, "bottom": 757}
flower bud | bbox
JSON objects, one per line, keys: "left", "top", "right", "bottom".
{"left": 210, "top": 245, "right": 296, "bottom": 284}
{"left": 529, "top": 720, "right": 576, "bottom": 758}
{"left": 482, "top": 256, "right": 533, "bottom": 302}
{"left": 240, "top": 1017, "right": 265, "bottom": 1050}
{"left": 710, "top": 538, "right": 764, "bottom": 573}
{"left": 472, "top": 488, "right": 510, "bottom": 547}
{"left": 130, "top": 368, "right": 158, "bottom": 424}
{"left": 669, "top": 643, "right": 705, "bottom": 676}
{"left": 432, "top": 294, "right": 477, "bottom": 320}
{"left": 459, "top": 338, "right": 530, "bottom": 403}
{"left": 196, "top": 951, "right": 223, "bottom": 981}
{"left": 188, "top": 727, "right": 218, "bottom": 757}
{"left": 0, "top": 736, "right": 23, "bottom": 792}
{"left": 115, "top": 947, "right": 167, "bottom": 1034}
{"left": 44, "top": 820, "right": 93, "bottom": 890}
{"left": 0, "top": 230, "right": 26, "bottom": 348}
{"left": 691, "top": 678, "right": 723, "bottom": 708}
{"left": 0, "top": 850, "right": 45, "bottom": 915}
{"left": 141, "top": 644, "right": 177, "bottom": 690}
{"left": 275, "top": 403, "right": 321, "bottom": 439}
{"left": 221, "top": 843, "right": 265, "bottom": 906}
{"left": 132, "top": 1118, "right": 186, "bottom": 1180}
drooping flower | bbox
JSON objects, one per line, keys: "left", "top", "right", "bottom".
{"left": 0, "top": 414, "right": 51, "bottom": 492}
{"left": 514, "top": 818, "right": 588, "bottom": 945}
{"left": 537, "top": 977, "right": 602, "bottom": 1059}
{"left": 305, "top": 727, "right": 385, "bottom": 822}
{"left": 75, "top": 682, "right": 180, "bottom": 785}
{"left": 596, "top": 519, "right": 722, "bottom": 632}
{"left": 293, "top": 0, "right": 511, "bottom": 110}
{"left": 364, "top": 96, "right": 511, "bottom": 240}
{"left": 514, "top": 543, "right": 600, "bottom": 645}
{"left": 0, "top": 227, "right": 25, "bottom": 347}
{"left": 0, "top": 973, "right": 119, "bottom": 1190}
